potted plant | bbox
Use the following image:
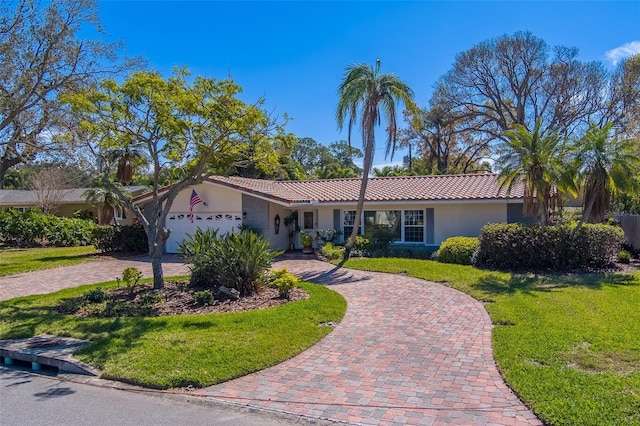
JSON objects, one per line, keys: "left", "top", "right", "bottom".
{"left": 300, "top": 231, "right": 314, "bottom": 254}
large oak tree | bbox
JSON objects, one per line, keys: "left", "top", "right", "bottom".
{"left": 433, "top": 31, "right": 612, "bottom": 142}
{"left": 0, "top": 0, "right": 133, "bottom": 187}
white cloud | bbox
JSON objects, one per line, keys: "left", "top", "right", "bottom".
{"left": 605, "top": 41, "right": 640, "bottom": 65}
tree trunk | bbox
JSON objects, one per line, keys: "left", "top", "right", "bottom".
{"left": 342, "top": 124, "right": 375, "bottom": 262}
{"left": 150, "top": 244, "right": 165, "bottom": 289}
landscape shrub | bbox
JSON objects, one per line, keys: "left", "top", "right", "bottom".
{"left": 0, "top": 209, "right": 97, "bottom": 247}
{"left": 193, "top": 290, "right": 214, "bottom": 306}
{"left": 618, "top": 250, "right": 631, "bottom": 264}
{"left": 269, "top": 268, "right": 299, "bottom": 299}
{"left": 178, "top": 229, "right": 283, "bottom": 296}
{"left": 435, "top": 236, "right": 479, "bottom": 265}
{"left": 476, "top": 222, "right": 624, "bottom": 270}
{"left": 120, "top": 267, "right": 143, "bottom": 296}
{"left": 84, "top": 287, "right": 107, "bottom": 303}
{"left": 92, "top": 224, "right": 148, "bottom": 252}
{"left": 319, "top": 242, "right": 345, "bottom": 261}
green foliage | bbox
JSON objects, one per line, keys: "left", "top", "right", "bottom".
{"left": 121, "top": 267, "right": 143, "bottom": 295}
{"left": 92, "top": 224, "right": 148, "bottom": 253}
{"left": 496, "top": 119, "right": 574, "bottom": 225}
{"left": 0, "top": 279, "right": 346, "bottom": 389}
{"left": 319, "top": 242, "right": 345, "bottom": 261}
{"left": 269, "top": 268, "right": 300, "bottom": 299}
{"left": 353, "top": 235, "right": 371, "bottom": 252}
{"left": 73, "top": 209, "right": 94, "bottom": 220}
{"left": 435, "top": 236, "right": 479, "bottom": 265}
{"left": 178, "top": 229, "right": 283, "bottom": 296}
{"left": 618, "top": 250, "right": 631, "bottom": 264}
{"left": 476, "top": 222, "right": 625, "bottom": 270}
{"left": 299, "top": 231, "right": 313, "bottom": 247}
{"left": 0, "top": 209, "right": 97, "bottom": 247}
{"left": 84, "top": 288, "right": 107, "bottom": 304}
{"left": 138, "top": 291, "right": 163, "bottom": 306}
{"left": 193, "top": 290, "right": 214, "bottom": 306}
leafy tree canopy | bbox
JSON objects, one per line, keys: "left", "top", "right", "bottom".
{"left": 64, "top": 68, "right": 293, "bottom": 288}
{"left": 0, "top": 0, "right": 136, "bottom": 187}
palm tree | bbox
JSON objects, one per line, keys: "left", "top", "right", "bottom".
{"left": 496, "top": 119, "right": 573, "bottom": 225}
{"left": 84, "top": 184, "right": 130, "bottom": 225}
{"left": 573, "top": 122, "right": 640, "bottom": 223}
{"left": 336, "top": 59, "right": 416, "bottom": 257}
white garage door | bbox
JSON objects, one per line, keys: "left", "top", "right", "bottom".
{"left": 165, "top": 212, "right": 243, "bottom": 253}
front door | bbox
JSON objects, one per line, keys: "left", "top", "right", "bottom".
{"left": 300, "top": 210, "right": 315, "bottom": 248}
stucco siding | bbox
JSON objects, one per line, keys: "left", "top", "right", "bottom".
{"left": 170, "top": 183, "right": 242, "bottom": 215}
{"left": 434, "top": 203, "right": 507, "bottom": 244}
{"left": 242, "top": 195, "right": 269, "bottom": 235}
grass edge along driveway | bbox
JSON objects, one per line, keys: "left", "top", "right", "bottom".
{"left": 343, "top": 258, "right": 640, "bottom": 426}
{"left": 0, "top": 278, "right": 346, "bottom": 390}
{"left": 0, "top": 246, "right": 99, "bottom": 277}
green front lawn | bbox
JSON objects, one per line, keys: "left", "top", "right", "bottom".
{"left": 0, "top": 246, "right": 99, "bottom": 276}
{"left": 343, "top": 258, "right": 640, "bottom": 426}
{"left": 0, "top": 278, "right": 346, "bottom": 389}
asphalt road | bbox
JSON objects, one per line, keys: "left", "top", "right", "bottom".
{"left": 0, "top": 366, "right": 313, "bottom": 426}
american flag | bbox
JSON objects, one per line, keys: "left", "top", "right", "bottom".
{"left": 189, "top": 189, "right": 203, "bottom": 223}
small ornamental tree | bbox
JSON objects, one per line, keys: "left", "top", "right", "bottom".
{"left": 64, "top": 69, "right": 294, "bottom": 289}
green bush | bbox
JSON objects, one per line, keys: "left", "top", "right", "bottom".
{"left": 193, "top": 290, "right": 214, "bottom": 306}
{"left": 138, "top": 291, "right": 163, "bottom": 306}
{"left": 269, "top": 268, "right": 299, "bottom": 299}
{"left": 92, "top": 224, "right": 148, "bottom": 253}
{"left": 84, "top": 287, "right": 107, "bottom": 303}
{"left": 121, "top": 267, "right": 143, "bottom": 295}
{"left": 178, "top": 229, "right": 283, "bottom": 296}
{"left": 0, "top": 209, "right": 97, "bottom": 247}
{"left": 618, "top": 250, "right": 631, "bottom": 264}
{"left": 476, "top": 222, "right": 624, "bottom": 270}
{"left": 319, "top": 242, "right": 345, "bottom": 261}
{"left": 435, "top": 236, "right": 479, "bottom": 265}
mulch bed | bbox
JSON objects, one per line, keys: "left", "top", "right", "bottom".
{"left": 73, "top": 281, "right": 309, "bottom": 318}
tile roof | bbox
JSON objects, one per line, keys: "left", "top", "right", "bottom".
{"left": 209, "top": 174, "right": 523, "bottom": 205}
{"left": 0, "top": 188, "right": 89, "bottom": 205}
{"left": 1, "top": 186, "right": 148, "bottom": 206}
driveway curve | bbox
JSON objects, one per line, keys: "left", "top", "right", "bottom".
{"left": 203, "top": 259, "right": 540, "bottom": 425}
{"left": 0, "top": 255, "right": 540, "bottom": 425}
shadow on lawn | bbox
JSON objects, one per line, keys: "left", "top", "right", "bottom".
{"left": 475, "top": 271, "right": 637, "bottom": 297}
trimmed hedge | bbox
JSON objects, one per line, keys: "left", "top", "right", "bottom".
{"left": 435, "top": 236, "right": 479, "bottom": 265}
{"left": 0, "top": 209, "right": 97, "bottom": 247}
{"left": 475, "top": 222, "right": 624, "bottom": 270}
{"left": 92, "top": 224, "right": 148, "bottom": 253}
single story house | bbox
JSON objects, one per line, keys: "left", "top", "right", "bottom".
{"left": 0, "top": 186, "right": 147, "bottom": 225}
{"left": 133, "top": 174, "right": 529, "bottom": 253}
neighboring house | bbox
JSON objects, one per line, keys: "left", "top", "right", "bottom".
{"left": 0, "top": 186, "right": 147, "bottom": 224}
{"left": 133, "top": 174, "right": 530, "bottom": 253}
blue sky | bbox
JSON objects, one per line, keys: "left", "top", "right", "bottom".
{"left": 96, "top": 1, "right": 640, "bottom": 168}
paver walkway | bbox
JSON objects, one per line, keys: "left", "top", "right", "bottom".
{"left": 0, "top": 254, "right": 189, "bottom": 301}
{"left": 0, "top": 255, "right": 540, "bottom": 425}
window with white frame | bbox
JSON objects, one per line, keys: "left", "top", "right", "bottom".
{"left": 404, "top": 209, "right": 425, "bottom": 242}
{"left": 343, "top": 209, "right": 427, "bottom": 243}
{"left": 364, "top": 210, "right": 401, "bottom": 242}
{"left": 343, "top": 210, "right": 359, "bottom": 239}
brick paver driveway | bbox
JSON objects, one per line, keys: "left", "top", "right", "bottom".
{"left": 0, "top": 255, "right": 540, "bottom": 425}
{"left": 0, "top": 254, "right": 189, "bottom": 301}
{"left": 202, "top": 259, "right": 540, "bottom": 425}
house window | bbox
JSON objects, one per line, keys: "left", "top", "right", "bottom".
{"left": 364, "top": 210, "right": 401, "bottom": 242}
{"left": 343, "top": 210, "right": 359, "bottom": 239}
{"left": 303, "top": 211, "right": 314, "bottom": 229}
{"left": 404, "top": 209, "right": 424, "bottom": 242}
